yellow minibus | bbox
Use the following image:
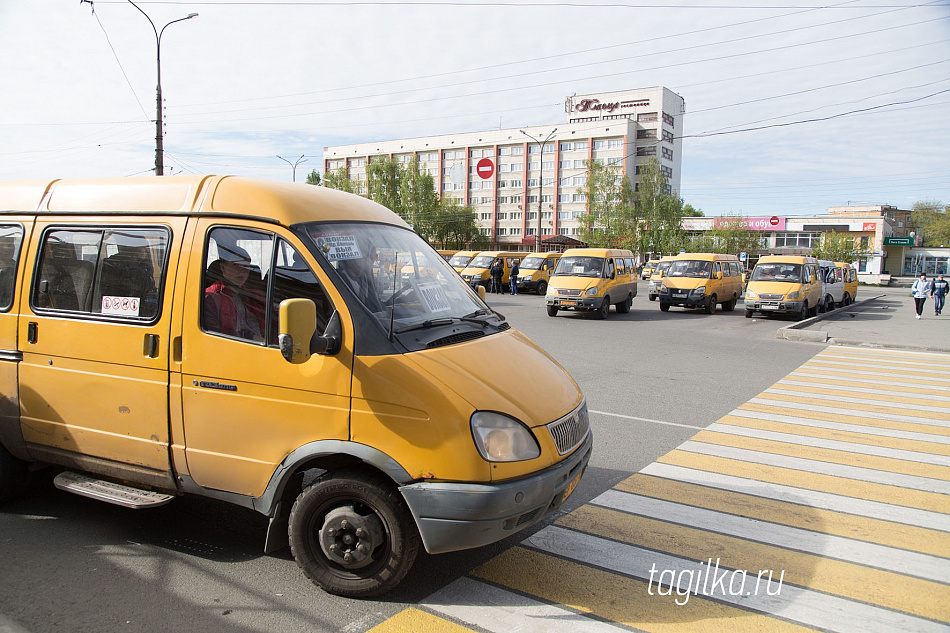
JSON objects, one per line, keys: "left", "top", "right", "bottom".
{"left": 657, "top": 253, "right": 743, "bottom": 314}
{"left": 516, "top": 252, "right": 561, "bottom": 295}
{"left": 545, "top": 248, "right": 637, "bottom": 318}
{"left": 745, "top": 255, "right": 822, "bottom": 320}
{"left": 0, "top": 176, "right": 591, "bottom": 598}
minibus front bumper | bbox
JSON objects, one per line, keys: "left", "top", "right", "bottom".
{"left": 746, "top": 299, "right": 803, "bottom": 314}
{"left": 399, "top": 432, "right": 592, "bottom": 555}
{"left": 660, "top": 289, "right": 707, "bottom": 308}
{"left": 546, "top": 295, "right": 607, "bottom": 311}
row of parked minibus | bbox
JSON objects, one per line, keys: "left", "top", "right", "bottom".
{"left": 642, "top": 253, "right": 858, "bottom": 320}
{"left": 445, "top": 248, "right": 639, "bottom": 319}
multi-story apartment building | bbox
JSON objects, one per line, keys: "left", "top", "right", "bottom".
{"left": 323, "top": 86, "right": 685, "bottom": 248}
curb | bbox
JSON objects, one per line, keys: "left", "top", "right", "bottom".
{"left": 774, "top": 294, "right": 886, "bottom": 343}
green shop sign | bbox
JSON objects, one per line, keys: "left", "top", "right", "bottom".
{"left": 884, "top": 237, "right": 914, "bottom": 245}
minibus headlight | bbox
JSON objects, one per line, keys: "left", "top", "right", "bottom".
{"left": 786, "top": 290, "right": 800, "bottom": 300}
{"left": 746, "top": 290, "right": 758, "bottom": 299}
{"left": 693, "top": 286, "right": 706, "bottom": 295}
{"left": 585, "top": 287, "right": 599, "bottom": 296}
{"left": 659, "top": 284, "right": 668, "bottom": 293}
{"left": 471, "top": 412, "right": 540, "bottom": 462}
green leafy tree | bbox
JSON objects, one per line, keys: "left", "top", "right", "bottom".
{"left": 428, "top": 197, "right": 484, "bottom": 249}
{"left": 635, "top": 157, "right": 687, "bottom": 257}
{"left": 912, "top": 200, "right": 950, "bottom": 247}
{"left": 305, "top": 169, "right": 321, "bottom": 186}
{"left": 398, "top": 156, "right": 439, "bottom": 233}
{"left": 707, "top": 215, "right": 763, "bottom": 255}
{"left": 576, "top": 159, "right": 636, "bottom": 248}
{"left": 682, "top": 203, "right": 703, "bottom": 217}
{"left": 321, "top": 166, "right": 360, "bottom": 194}
{"left": 366, "top": 155, "right": 403, "bottom": 215}
{"left": 811, "top": 231, "right": 869, "bottom": 263}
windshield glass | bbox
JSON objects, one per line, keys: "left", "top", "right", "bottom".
{"left": 448, "top": 254, "right": 472, "bottom": 268}
{"left": 305, "top": 222, "right": 487, "bottom": 330}
{"left": 667, "top": 260, "right": 712, "bottom": 278}
{"left": 468, "top": 255, "right": 495, "bottom": 269}
{"left": 654, "top": 261, "right": 673, "bottom": 276}
{"left": 751, "top": 263, "right": 803, "bottom": 282}
{"left": 520, "top": 256, "right": 545, "bottom": 270}
{"left": 554, "top": 256, "right": 604, "bottom": 277}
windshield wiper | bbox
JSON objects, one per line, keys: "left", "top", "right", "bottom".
{"left": 394, "top": 318, "right": 455, "bottom": 334}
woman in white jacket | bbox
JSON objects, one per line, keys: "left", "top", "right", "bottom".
{"left": 911, "top": 273, "right": 934, "bottom": 319}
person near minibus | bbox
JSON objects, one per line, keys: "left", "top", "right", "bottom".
{"left": 509, "top": 259, "right": 520, "bottom": 295}
{"left": 933, "top": 274, "right": 948, "bottom": 316}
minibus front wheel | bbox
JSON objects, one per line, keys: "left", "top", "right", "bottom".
{"left": 288, "top": 469, "right": 420, "bottom": 598}
{"left": 0, "top": 443, "right": 30, "bottom": 503}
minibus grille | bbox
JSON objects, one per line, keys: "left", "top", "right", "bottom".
{"left": 759, "top": 293, "right": 785, "bottom": 300}
{"left": 559, "top": 289, "right": 582, "bottom": 296}
{"left": 547, "top": 402, "right": 590, "bottom": 455}
{"left": 426, "top": 330, "right": 485, "bottom": 348}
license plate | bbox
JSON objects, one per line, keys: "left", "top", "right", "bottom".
{"left": 561, "top": 469, "right": 583, "bottom": 503}
{"left": 673, "top": 292, "right": 687, "bottom": 298}
{"left": 560, "top": 300, "right": 576, "bottom": 306}
{"left": 760, "top": 304, "right": 778, "bottom": 310}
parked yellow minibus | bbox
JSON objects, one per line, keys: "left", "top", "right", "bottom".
{"left": 545, "top": 248, "right": 637, "bottom": 318}
{"left": 0, "top": 176, "right": 591, "bottom": 598}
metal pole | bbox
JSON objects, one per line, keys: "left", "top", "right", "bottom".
{"left": 520, "top": 128, "right": 556, "bottom": 250}
{"left": 127, "top": 1, "right": 197, "bottom": 176}
{"left": 277, "top": 154, "right": 308, "bottom": 182}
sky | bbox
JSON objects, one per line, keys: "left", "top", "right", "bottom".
{"left": 1, "top": 0, "right": 948, "bottom": 217}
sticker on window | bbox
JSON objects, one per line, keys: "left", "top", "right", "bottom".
{"left": 102, "top": 296, "right": 140, "bottom": 317}
{"left": 311, "top": 233, "right": 362, "bottom": 261}
{"left": 417, "top": 282, "right": 451, "bottom": 313}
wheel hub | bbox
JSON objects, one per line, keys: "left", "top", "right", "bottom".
{"left": 319, "top": 505, "right": 384, "bottom": 569}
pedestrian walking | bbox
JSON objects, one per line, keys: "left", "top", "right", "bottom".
{"left": 933, "top": 274, "right": 948, "bottom": 316}
{"left": 911, "top": 272, "right": 933, "bottom": 319}
{"left": 489, "top": 258, "right": 503, "bottom": 294}
{"left": 510, "top": 260, "right": 520, "bottom": 295}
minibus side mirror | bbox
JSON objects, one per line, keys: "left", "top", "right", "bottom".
{"left": 716, "top": 271, "right": 723, "bottom": 280}
{"left": 279, "top": 299, "right": 342, "bottom": 363}
{"left": 477, "top": 285, "right": 486, "bottom": 300}
{"left": 809, "top": 275, "right": 817, "bottom": 284}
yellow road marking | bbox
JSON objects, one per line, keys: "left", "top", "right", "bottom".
{"left": 692, "top": 429, "right": 950, "bottom": 481}
{"left": 739, "top": 402, "right": 950, "bottom": 437}
{"left": 801, "top": 361, "right": 950, "bottom": 382}
{"left": 775, "top": 381, "right": 950, "bottom": 405}
{"left": 720, "top": 414, "right": 950, "bottom": 456}
{"left": 757, "top": 391, "right": 950, "bottom": 421}
{"left": 658, "top": 450, "right": 950, "bottom": 513}
{"left": 786, "top": 374, "right": 950, "bottom": 397}
{"left": 366, "top": 608, "right": 475, "bottom": 633}
{"left": 558, "top": 504, "right": 950, "bottom": 621}
{"left": 615, "top": 474, "right": 950, "bottom": 558}
{"left": 472, "top": 546, "right": 817, "bottom": 633}
{"left": 791, "top": 367, "right": 950, "bottom": 388}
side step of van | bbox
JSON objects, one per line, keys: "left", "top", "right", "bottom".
{"left": 53, "top": 471, "right": 174, "bottom": 509}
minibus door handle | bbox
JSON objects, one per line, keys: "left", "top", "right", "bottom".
{"left": 143, "top": 334, "right": 159, "bottom": 359}
{"left": 27, "top": 322, "right": 38, "bottom": 345}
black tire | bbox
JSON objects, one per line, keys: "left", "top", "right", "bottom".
{"left": 745, "top": 309, "right": 753, "bottom": 319}
{"left": 288, "top": 470, "right": 419, "bottom": 598}
{"left": 704, "top": 294, "right": 717, "bottom": 315}
{"left": 595, "top": 296, "right": 610, "bottom": 319}
{"left": 809, "top": 301, "right": 819, "bottom": 318}
{"left": 722, "top": 296, "right": 737, "bottom": 312}
{"left": 546, "top": 305, "right": 558, "bottom": 317}
{"left": 826, "top": 295, "right": 836, "bottom": 311}
{"left": 843, "top": 293, "right": 851, "bottom": 306}
{"left": 648, "top": 294, "right": 656, "bottom": 302}
{"left": 659, "top": 302, "right": 670, "bottom": 312}
{"left": 798, "top": 301, "right": 809, "bottom": 321}
{"left": 536, "top": 280, "right": 547, "bottom": 295}
{"left": 617, "top": 295, "right": 631, "bottom": 314}
{"left": 0, "top": 443, "right": 30, "bottom": 503}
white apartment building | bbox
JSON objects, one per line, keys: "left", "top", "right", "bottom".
{"left": 323, "top": 86, "right": 685, "bottom": 247}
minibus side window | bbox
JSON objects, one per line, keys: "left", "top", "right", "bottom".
{"left": 606, "top": 259, "right": 615, "bottom": 278}
{"left": 33, "top": 227, "right": 167, "bottom": 321}
{"left": 267, "top": 238, "right": 334, "bottom": 346}
{"left": 202, "top": 227, "right": 272, "bottom": 343}
{"left": 0, "top": 225, "right": 24, "bottom": 312}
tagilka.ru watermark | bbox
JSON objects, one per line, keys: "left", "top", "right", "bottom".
{"left": 648, "top": 558, "right": 786, "bottom": 606}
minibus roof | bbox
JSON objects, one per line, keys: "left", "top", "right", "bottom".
{"left": 0, "top": 176, "right": 410, "bottom": 229}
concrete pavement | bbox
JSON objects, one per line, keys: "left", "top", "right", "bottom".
{"left": 777, "top": 287, "right": 949, "bottom": 353}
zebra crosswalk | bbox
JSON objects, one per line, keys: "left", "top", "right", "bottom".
{"left": 369, "top": 346, "right": 950, "bottom": 633}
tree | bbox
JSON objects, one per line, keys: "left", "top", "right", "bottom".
{"left": 576, "top": 159, "right": 636, "bottom": 248}
{"left": 427, "top": 197, "right": 484, "bottom": 249}
{"left": 321, "top": 166, "right": 360, "bottom": 194}
{"left": 366, "top": 155, "right": 403, "bottom": 215}
{"left": 706, "top": 215, "right": 763, "bottom": 255}
{"left": 305, "top": 169, "right": 321, "bottom": 186}
{"left": 398, "top": 156, "right": 439, "bottom": 233}
{"left": 682, "top": 203, "right": 703, "bottom": 217}
{"left": 635, "top": 157, "right": 687, "bottom": 257}
{"left": 811, "top": 231, "right": 869, "bottom": 263}
{"left": 912, "top": 200, "right": 950, "bottom": 247}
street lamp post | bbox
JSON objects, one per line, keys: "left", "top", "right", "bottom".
{"left": 128, "top": 0, "right": 197, "bottom": 176}
{"left": 277, "top": 154, "right": 308, "bottom": 182}
{"left": 520, "top": 128, "right": 557, "bottom": 250}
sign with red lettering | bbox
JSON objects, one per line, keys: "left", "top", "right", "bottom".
{"left": 476, "top": 158, "right": 494, "bottom": 179}
{"left": 862, "top": 222, "right": 877, "bottom": 232}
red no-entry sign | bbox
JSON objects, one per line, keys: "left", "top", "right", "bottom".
{"left": 476, "top": 158, "right": 494, "bottom": 179}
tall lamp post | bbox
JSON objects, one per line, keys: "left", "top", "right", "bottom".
{"left": 277, "top": 154, "right": 308, "bottom": 182}
{"left": 520, "top": 128, "right": 557, "bottom": 250}
{"left": 128, "top": 0, "right": 197, "bottom": 176}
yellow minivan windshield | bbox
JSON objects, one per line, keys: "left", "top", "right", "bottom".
{"left": 554, "top": 256, "right": 603, "bottom": 277}
{"left": 306, "top": 222, "right": 489, "bottom": 332}
{"left": 752, "top": 263, "right": 803, "bottom": 282}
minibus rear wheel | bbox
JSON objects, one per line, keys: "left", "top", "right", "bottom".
{"left": 0, "top": 443, "right": 30, "bottom": 503}
{"left": 288, "top": 469, "right": 419, "bottom": 598}
{"left": 536, "top": 281, "right": 547, "bottom": 295}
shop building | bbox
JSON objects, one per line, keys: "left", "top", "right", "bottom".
{"left": 323, "top": 86, "right": 685, "bottom": 248}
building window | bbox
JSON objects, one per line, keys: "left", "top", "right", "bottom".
{"left": 497, "top": 212, "right": 508, "bottom": 220}
{"left": 511, "top": 196, "right": 522, "bottom": 204}
{"left": 637, "top": 146, "right": 657, "bottom": 156}
{"left": 573, "top": 160, "right": 586, "bottom": 168}
{"left": 560, "top": 160, "right": 573, "bottom": 169}
{"left": 542, "top": 178, "right": 555, "bottom": 186}
{"left": 497, "top": 228, "right": 507, "bottom": 236}
{"left": 638, "top": 112, "right": 658, "bottom": 122}
{"left": 542, "top": 161, "right": 555, "bottom": 170}
{"left": 541, "top": 198, "right": 553, "bottom": 206}
{"left": 637, "top": 129, "right": 656, "bottom": 140}
{"left": 662, "top": 147, "right": 674, "bottom": 160}
{"left": 528, "top": 162, "right": 540, "bottom": 170}
{"left": 593, "top": 140, "right": 607, "bottom": 150}
{"left": 663, "top": 112, "right": 675, "bottom": 127}
{"left": 663, "top": 130, "right": 674, "bottom": 143}
{"left": 575, "top": 141, "right": 589, "bottom": 150}
{"left": 559, "top": 194, "right": 571, "bottom": 203}
{"left": 528, "top": 178, "right": 538, "bottom": 187}
{"left": 560, "top": 142, "right": 573, "bottom": 151}
{"left": 510, "top": 228, "right": 521, "bottom": 236}
{"left": 558, "top": 228, "right": 570, "bottom": 235}
{"left": 573, "top": 193, "right": 586, "bottom": 202}
{"left": 573, "top": 176, "right": 587, "bottom": 185}
{"left": 511, "top": 146, "right": 524, "bottom": 156}
{"left": 510, "top": 211, "right": 522, "bottom": 219}
{"left": 608, "top": 157, "right": 623, "bottom": 165}
{"left": 608, "top": 139, "right": 624, "bottom": 149}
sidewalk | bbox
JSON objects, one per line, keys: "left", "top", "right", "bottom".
{"left": 776, "top": 287, "right": 950, "bottom": 353}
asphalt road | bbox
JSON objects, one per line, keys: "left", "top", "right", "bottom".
{"left": 0, "top": 283, "right": 826, "bottom": 633}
